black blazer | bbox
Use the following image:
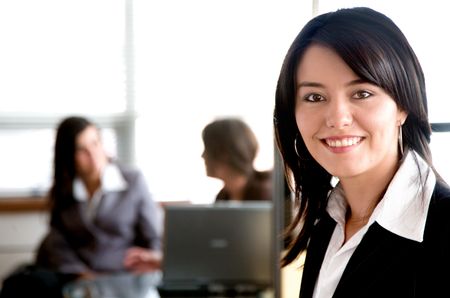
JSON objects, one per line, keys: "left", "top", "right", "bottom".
{"left": 299, "top": 181, "right": 450, "bottom": 298}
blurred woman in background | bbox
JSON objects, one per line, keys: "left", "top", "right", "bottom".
{"left": 1, "top": 116, "right": 162, "bottom": 298}
{"left": 201, "top": 117, "right": 272, "bottom": 202}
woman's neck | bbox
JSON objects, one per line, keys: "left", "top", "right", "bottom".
{"left": 339, "top": 156, "right": 400, "bottom": 241}
{"left": 222, "top": 173, "right": 249, "bottom": 201}
{"left": 341, "top": 180, "right": 384, "bottom": 221}
{"left": 340, "top": 153, "right": 400, "bottom": 220}
{"left": 81, "top": 175, "right": 101, "bottom": 199}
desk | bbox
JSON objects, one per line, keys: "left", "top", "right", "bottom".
{"left": 63, "top": 272, "right": 274, "bottom": 298}
{"left": 63, "top": 272, "right": 162, "bottom": 298}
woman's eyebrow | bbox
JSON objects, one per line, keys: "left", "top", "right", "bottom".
{"left": 296, "top": 81, "right": 324, "bottom": 90}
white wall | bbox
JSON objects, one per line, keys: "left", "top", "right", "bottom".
{"left": 0, "top": 212, "right": 48, "bottom": 282}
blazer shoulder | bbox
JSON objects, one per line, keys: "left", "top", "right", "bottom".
{"left": 114, "top": 162, "right": 143, "bottom": 183}
{"left": 426, "top": 180, "right": 450, "bottom": 230}
{"left": 431, "top": 180, "right": 450, "bottom": 206}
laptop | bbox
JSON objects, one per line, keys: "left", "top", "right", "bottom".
{"left": 158, "top": 201, "right": 273, "bottom": 294}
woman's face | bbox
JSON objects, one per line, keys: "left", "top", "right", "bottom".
{"left": 295, "top": 45, "right": 407, "bottom": 180}
{"left": 74, "top": 125, "right": 108, "bottom": 181}
{"left": 202, "top": 149, "right": 220, "bottom": 178}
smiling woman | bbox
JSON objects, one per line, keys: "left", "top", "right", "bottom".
{"left": 295, "top": 45, "right": 407, "bottom": 182}
{"left": 274, "top": 6, "right": 450, "bottom": 298}
{"left": 314, "top": 0, "right": 450, "bottom": 184}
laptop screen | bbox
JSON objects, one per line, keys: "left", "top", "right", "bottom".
{"left": 161, "top": 201, "right": 273, "bottom": 289}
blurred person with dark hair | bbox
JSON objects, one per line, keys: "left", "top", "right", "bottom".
{"left": 0, "top": 116, "right": 162, "bottom": 298}
{"left": 201, "top": 117, "right": 272, "bottom": 202}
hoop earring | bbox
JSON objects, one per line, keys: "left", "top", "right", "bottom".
{"left": 294, "top": 134, "right": 301, "bottom": 158}
{"left": 398, "top": 125, "right": 404, "bottom": 156}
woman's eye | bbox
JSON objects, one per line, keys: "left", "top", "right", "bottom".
{"left": 353, "top": 90, "right": 372, "bottom": 99}
{"left": 304, "top": 93, "right": 324, "bottom": 102}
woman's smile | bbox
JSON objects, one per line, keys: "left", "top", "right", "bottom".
{"left": 322, "top": 136, "right": 363, "bottom": 150}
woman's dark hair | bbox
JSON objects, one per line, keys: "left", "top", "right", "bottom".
{"left": 274, "top": 7, "right": 434, "bottom": 266}
{"left": 202, "top": 117, "right": 259, "bottom": 176}
{"left": 49, "top": 116, "right": 94, "bottom": 217}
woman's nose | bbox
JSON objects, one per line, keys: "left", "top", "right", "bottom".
{"left": 325, "top": 98, "right": 353, "bottom": 129}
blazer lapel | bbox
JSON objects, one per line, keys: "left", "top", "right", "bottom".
{"left": 332, "top": 222, "right": 419, "bottom": 298}
{"left": 300, "top": 213, "right": 337, "bottom": 298}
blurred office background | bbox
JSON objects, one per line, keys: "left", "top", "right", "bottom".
{"left": 0, "top": 0, "right": 305, "bottom": 204}
{"left": 1, "top": 0, "right": 450, "bottom": 296}
{"left": 1, "top": 0, "right": 449, "bottom": 204}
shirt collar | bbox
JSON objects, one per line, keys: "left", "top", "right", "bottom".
{"left": 327, "top": 150, "right": 436, "bottom": 243}
{"left": 73, "top": 163, "right": 128, "bottom": 201}
{"left": 376, "top": 150, "right": 435, "bottom": 242}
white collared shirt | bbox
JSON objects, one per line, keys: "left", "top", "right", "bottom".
{"left": 73, "top": 163, "right": 128, "bottom": 221}
{"left": 312, "top": 150, "right": 436, "bottom": 298}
